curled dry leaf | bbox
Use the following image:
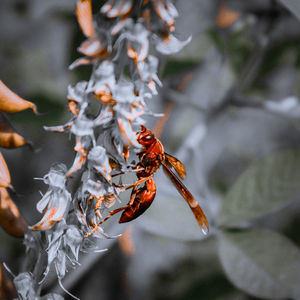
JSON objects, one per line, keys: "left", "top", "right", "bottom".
{"left": 76, "top": 0, "right": 95, "bottom": 38}
{"left": 0, "top": 152, "right": 11, "bottom": 189}
{"left": 0, "top": 264, "right": 18, "bottom": 300}
{"left": 0, "top": 187, "right": 28, "bottom": 237}
{"left": 0, "top": 114, "right": 27, "bottom": 149}
{"left": 0, "top": 81, "right": 37, "bottom": 114}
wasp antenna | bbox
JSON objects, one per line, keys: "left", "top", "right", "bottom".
{"left": 140, "top": 124, "right": 147, "bottom": 131}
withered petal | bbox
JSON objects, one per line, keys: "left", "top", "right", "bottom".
{"left": 153, "top": 0, "right": 177, "bottom": 26}
{"left": 78, "top": 38, "right": 103, "bottom": 56}
{"left": 76, "top": 0, "right": 95, "bottom": 38}
{"left": 69, "top": 57, "right": 95, "bottom": 70}
{"left": 66, "top": 150, "right": 88, "bottom": 178}
{"left": 31, "top": 190, "right": 71, "bottom": 231}
{"left": 101, "top": 0, "right": 133, "bottom": 18}
{"left": 156, "top": 34, "right": 191, "bottom": 55}
{"left": 117, "top": 118, "right": 140, "bottom": 147}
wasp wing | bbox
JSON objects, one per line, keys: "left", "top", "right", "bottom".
{"left": 161, "top": 160, "right": 209, "bottom": 235}
{"left": 164, "top": 152, "right": 186, "bottom": 179}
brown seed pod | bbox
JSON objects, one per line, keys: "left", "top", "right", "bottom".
{"left": 0, "top": 81, "right": 37, "bottom": 114}
{"left": 0, "top": 114, "right": 27, "bottom": 149}
{"left": 76, "top": 0, "right": 95, "bottom": 38}
{"left": 0, "top": 187, "right": 28, "bottom": 237}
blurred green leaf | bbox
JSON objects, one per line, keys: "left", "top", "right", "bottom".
{"left": 162, "top": 59, "right": 198, "bottom": 78}
{"left": 207, "top": 26, "right": 253, "bottom": 73}
{"left": 258, "top": 41, "right": 300, "bottom": 78}
{"left": 226, "top": 30, "right": 253, "bottom": 73}
{"left": 218, "top": 148, "right": 300, "bottom": 227}
{"left": 279, "top": 0, "right": 300, "bottom": 21}
{"left": 218, "top": 229, "right": 300, "bottom": 299}
{"left": 206, "top": 28, "right": 225, "bottom": 52}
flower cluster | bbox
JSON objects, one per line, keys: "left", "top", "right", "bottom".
{"left": 17, "top": 0, "right": 190, "bottom": 298}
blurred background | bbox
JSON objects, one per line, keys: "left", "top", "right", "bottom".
{"left": 1, "top": 0, "right": 300, "bottom": 299}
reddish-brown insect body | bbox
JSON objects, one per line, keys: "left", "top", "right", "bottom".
{"left": 119, "top": 178, "right": 156, "bottom": 223}
{"left": 118, "top": 125, "right": 162, "bottom": 223}
{"left": 90, "top": 125, "right": 209, "bottom": 236}
{"left": 119, "top": 125, "right": 209, "bottom": 235}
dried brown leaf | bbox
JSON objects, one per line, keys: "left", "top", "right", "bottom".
{"left": 0, "top": 264, "right": 17, "bottom": 300}
{"left": 0, "top": 114, "right": 27, "bottom": 149}
{"left": 0, "top": 81, "right": 37, "bottom": 114}
{"left": 76, "top": 0, "right": 95, "bottom": 38}
{"left": 0, "top": 187, "right": 27, "bottom": 237}
{"left": 0, "top": 153, "right": 11, "bottom": 189}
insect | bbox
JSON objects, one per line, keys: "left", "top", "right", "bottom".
{"left": 87, "top": 125, "right": 209, "bottom": 236}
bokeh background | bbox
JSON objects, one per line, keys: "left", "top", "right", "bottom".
{"left": 1, "top": 0, "right": 300, "bottom": 299}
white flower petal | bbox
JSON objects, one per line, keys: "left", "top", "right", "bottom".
{"left": 156, "top": 34, "right": 192, "bottom": 55}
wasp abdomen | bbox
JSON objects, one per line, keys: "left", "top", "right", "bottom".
{"left": 119, "top": 179, "right": 156, "bottom": 223}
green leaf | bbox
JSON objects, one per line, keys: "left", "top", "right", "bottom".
{"left": 279, "top": 0, "right": 300, "bottom": 21}
{"left": 162, "top": 59, "right": 198, "bottom": 78}
{"left": 218, "top": 229, "right": 300, "bottom": 299}
{"left": 218, "top": 148, "right": 300, "bottom": 227}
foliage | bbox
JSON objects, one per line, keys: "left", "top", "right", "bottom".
{"left": 1, "top": 0, "right": 300, "bottom": 299}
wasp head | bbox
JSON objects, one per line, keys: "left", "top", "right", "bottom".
{"left": 137, "top": 125, "right": 155, "bottom": 147}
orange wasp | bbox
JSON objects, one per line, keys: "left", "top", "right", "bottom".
{"left": 90, "top": 125, "right": 209, "bottom": 235}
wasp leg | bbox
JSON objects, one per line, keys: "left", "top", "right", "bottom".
{"left": 111, "top": 171, "right": 125, "bottom": 177}
{"left": 113, "top": 175, "right": 153, "bottom": 190}
{"left": 84, "top": 206, "right": 128, "bottom": 238}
